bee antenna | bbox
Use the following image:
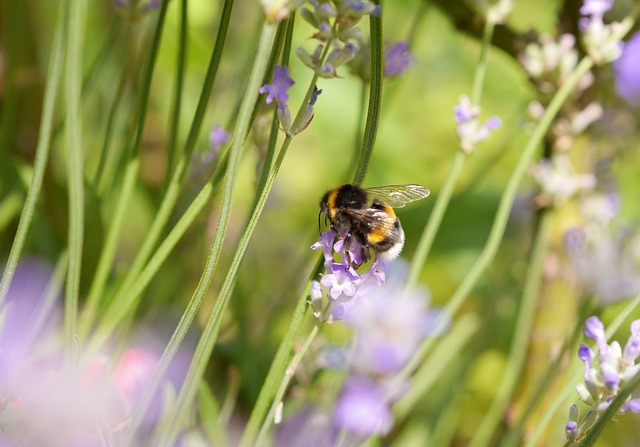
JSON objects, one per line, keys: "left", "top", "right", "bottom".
{"left": 318, "top": 209, "right": 323, "bottom": 236}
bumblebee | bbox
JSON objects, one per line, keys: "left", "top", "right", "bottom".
{"left": 320, "top": 183, "right": 430, "bottom": 266}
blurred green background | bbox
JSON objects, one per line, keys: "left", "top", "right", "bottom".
{"left": 2, "top": 0, "right": 640, "bottom": 445}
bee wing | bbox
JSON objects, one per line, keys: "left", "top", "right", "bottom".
{"left": 363, "top": 184, "right": 430, "bottom": 208}
{"left": 344, "top": 207, "right": 404, "bottom": 244}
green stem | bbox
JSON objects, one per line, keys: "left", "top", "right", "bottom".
{"left": 255, "top": 322, "right": 320, "bottom": 445}
{"left": 524, "top": 293, "right": 640, "bottom": 447}
{"left": 127, "top": 22, "right": 278, "bottom": 446}
{"left": 155, "top": 132, "right": 292, "bottom": 446}
{"left": 0, "top": 1, "right": 66, "bottom": 307}
{"left": 471, "top": 16, "right": 494, "bottom": 106}
{"left": 352, "top": 8, "right": 382, "bottom": 185}
{"left": 580, "top": 373, "right": 640, "bottom": 446}
{"left": 241, "top": 11, "right": 384, "bottom": 446}
{"left": 164, "top": 0, "right": 188, "bottom": 187}
{"left": 239, "top": 280, "right": 316, "bottom": 447}
{"left": 86, "top": 179, "right": 215, "bottom": 353}
{"left": 406, "top": 12, "right": 494, "bottom": 288}
{"left": 151, "top": 9, "right": 353, "bottom": 439}
{"left": 91, "top": 34, "right": 130, "bottom": 193}
{"left": 499, "top": 301, "right": 590, "bottom": 447}
{"left": 345, "top": 82, "right": 368, "bottom": 179}
{"left": 397, "top": 55, "right": 595, "bottom": 391}
{"left": 79, "top": 0, "right": 169, "bottom": 339}
{"left": 406, "top": 151, "right": 465, "bottom": 287}
{"left": 63, "top": 0, "right": 87, "bottom": 368}
{"left": 252, "top": 17, "right": 293, "bottom": 205}
{"left": 468, "top": 209, "right": 553, "bottom": 447}
{"left": 0, "top": 0, "right": 18, "bottom": 160}
{"left": 94, "top": 0, "right": 234, "bottom": 333}
{"left": 394, "top": 313, "right": 481, "bottom": 420}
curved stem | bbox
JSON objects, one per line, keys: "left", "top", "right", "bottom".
{"left": 0, "top": 1, "right": 66, "bottom": 307}
{"left": 396, "top": 55, "right": 595, "bottom": 392}
{"left": 351, "top": 8, "right": 382, "bottom": 185}
{"left": 468, "top": 209, "right": 552, "bottom": 447}
{"left": 255, "top": 321, "right": 320, "bottom": 445}
{"left": 89, "top": 0, "right": 234, "bottom": 337}
{"left": 79, "top": 0, "right": 170, "bottom": 337}
{"left": 238, "top": 278, "right": 316, "bottom": 447}
{"left": 524, "top": 293, "right": 640, "bottom": 447}
{"left": 406, "top": 12, "right": 495, "bottom": 288}
{"left": 129, "top": 22, "right": 278, "bottom": 446}
{"left": 164, "top": 0, "right": 189, "bottom": 187}
{"left": 406, "top": 151, "right": 465, "bottom": 287}
{"left": 63, "top": 0, "right": 87, "bottom": 368}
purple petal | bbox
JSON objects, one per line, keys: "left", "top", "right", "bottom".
{"left": 333, "top": 376, "right": 393, "bottom": 437}
{"left": 621, "top": 399, "right": 640, "bottom": 413}
{"left": 613, "top": 31, "right": 640, "bottom": 108}
{"left": 384, "top": 41, "right": 415, "bottom": 77}
{"left": 584, "top": 316, "right": 606, "bottom": 343}
{"left": 578, "top": 343, "right": 594, "bottom": 365}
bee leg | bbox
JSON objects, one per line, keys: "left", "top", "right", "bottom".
{"left": 343, "top": 232, "right": 371, "bottom": 268}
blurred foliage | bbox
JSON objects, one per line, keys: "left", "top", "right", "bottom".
{"left": 2, "top": 0, "right": 640, "bottom": 445}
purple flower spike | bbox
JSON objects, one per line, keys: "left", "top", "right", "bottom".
{"left": 613, "top": 31, "right": 640, "bottom": 108}
{"left": 384, "top": 41, "right": 415, "bottom": 77}
{"left": 259, "top": 65, "right": 295, "bottom": 108}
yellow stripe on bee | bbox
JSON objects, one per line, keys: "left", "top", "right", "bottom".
{"left": 367, "top": 204, "right": 396, "bottom": 244}
{"left": 383, "top": 204, "right": 396, "bottom": 218}
{"left": 367, "top": 228, "right": 388, "bottom": 244}
{"left": 327, "top": 188, "right": 339, "bottom": 219}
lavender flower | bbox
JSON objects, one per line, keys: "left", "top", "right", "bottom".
{"left": 579, "top": 0, "right": 613, "bottom": 22}
{"left": 0, "top": 259, "right": 190, "bottom": 446}
{"left": 329, "top": 284, "right": 443, "bottom": 440}
{"left": 260, "top": 65, "right": 295, "bottom": 134}
{"left": 454, "top": 95, "right": 501, "bottom": 153}
{"left": 520, "top": 34, "right": 579, "bottom": 85}
{"left": 529, "top": 155, "right": 596, "bottom": 207}
{"left": 297, "top": 0, "right": 379, "bottom": 79}
{"left": 311, "top": 229, "right": 387, "bottom": 321}
{"left": 579, "top": 0, "right": 625, "bottom": 64}
{"left": 565, "top": 316, "right": 640, "bottom": 441}
{"left": 575, "top": 316, "right": 640, "bottom": 413}
{"left": 260, "top": 65, "right": 294, "bottom": 108}
{"left": 384, "top": 41, "right": 415, "bottom": 77}
{"left": 320, "top": 262, "right": 359, "bottom": 299}
{"left": 345, "top": 286, "right": 437, "bottom": 375}
{"left": 564, "top": 194, "right": 640, "bottom": 304}
{"left": 333, "top": 376, "right": 393, "bottom": 437}
{"left": 613, "top": 31, "right": 640, "bottom": 108}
